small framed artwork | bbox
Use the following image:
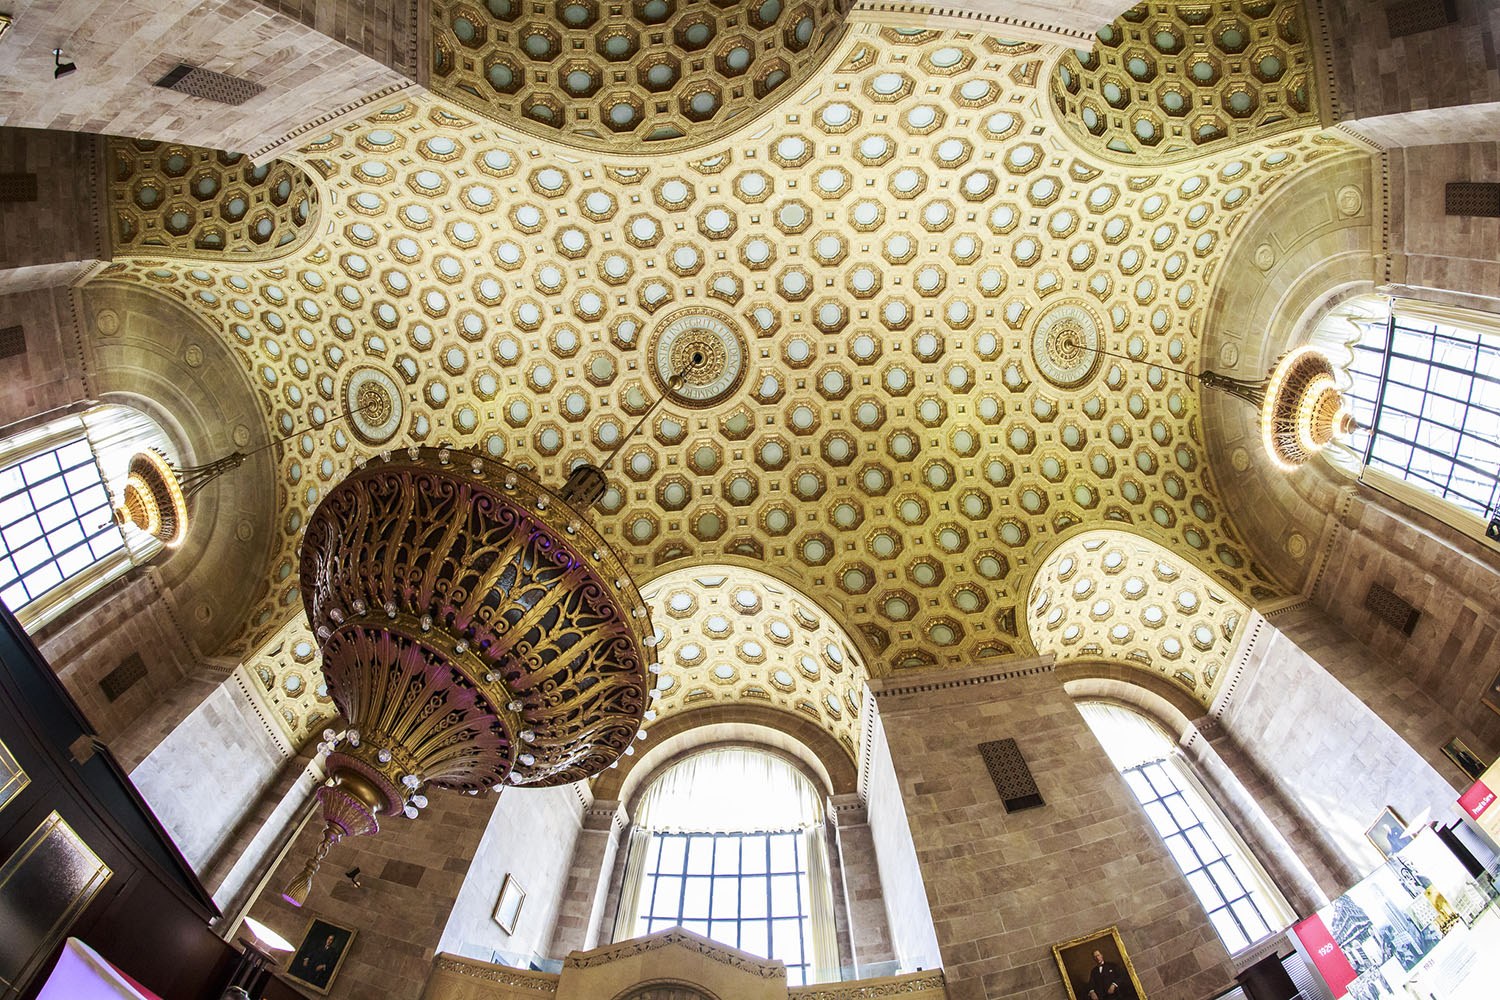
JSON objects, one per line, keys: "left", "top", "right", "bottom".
{"left": 285, "top": 916, "right": 356, "bottom": 995}
{"left": 1053, "top": 925, "right": 1146, "bottom": 1000}
{"left": 1366, "top": 807, "right": 1412, "bottom": 857}
{"left": 493, "top": 873, "right": 526, "bottom": 935}
{"left": 1442, "top": 737, "right": 1488, "bottom": 783}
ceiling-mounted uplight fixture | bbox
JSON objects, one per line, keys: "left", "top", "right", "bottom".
{"left": 113, "top": 399, "right": 387, "bottom": 548}
{"left": 1062, "top": 333, "right": 1357, "bottom": 469}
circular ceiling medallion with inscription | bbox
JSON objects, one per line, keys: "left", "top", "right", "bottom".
{"left": 647, "top": 308, "right": 748, "bottom": 409}
{"left": 342, "top": 365, "right": 404, "bottom": 445}
{"left": 1031, "top": 301, "right": 1103, "bottom": 390}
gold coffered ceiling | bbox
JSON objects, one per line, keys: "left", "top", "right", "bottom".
{"left": 96, "top": 12, "right": 1351, "bottom": 700}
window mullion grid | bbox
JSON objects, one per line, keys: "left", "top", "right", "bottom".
{"left": 1130, "top": 763, "right": 1264, "bottom": 950}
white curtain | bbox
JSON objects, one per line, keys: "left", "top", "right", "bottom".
{"left": 611, "top": 825, "right": 651, "bottom": 942}
{"left": 634, "top": 748, "right": 823, "bottom": 833}
{"left": 1077, "top": 700, "right": 1175, "bottom": 770}
{"left": 803, "top": 823, "right": 839, "bottom": 983}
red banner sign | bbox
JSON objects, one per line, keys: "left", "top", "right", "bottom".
{"left": 1293, "top": 913, "right": 1357, "bottom": 998}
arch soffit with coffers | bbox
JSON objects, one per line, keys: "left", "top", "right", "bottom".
{"left": 1057, "top": 662, "right": 1203, "bottom": 740}
{"left": 611, "top": 981, "right": 722, "bottom": 1000}
{"left": 77, "top": 279, "right": 279, "bottom": 653}
{"left": 1196, "top": 148, "right": 1376, "bottom": 593}
{"left": 593, "top": 702, "right": 859, "bottom": 807}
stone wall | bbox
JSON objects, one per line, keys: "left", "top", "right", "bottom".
{"left": 1220, "top": 605, "right": 1476, "bottom": 878}
{"left": 830, "top": 793, "right": 897, "bottom": 972}
{"left": 871, "top": 659, "right": 1232, "bottom": 1000}
{"left": 129, "top": 668, "right": 291, "bottom": 870}
{"left": 0, "top": 128, "right": 107, "bottom": 281}
{"left": 1311, "top": 494, "right": 1500, "bottom": 757}
{"left": 438, "top": 783, "right": 585, "bottom": 965}
{"left": 1386, "top": 141, "right": 1500, "bottom": 307}
{"left": 250, "top": 788, "right": 497, "bottom": 1000}
{"left": 1321, "top": 0, "right": 1500, "bottom": 145}
{"left": 0, "top": 0, "right": 410, "bottom": 155}
{"left": 0, "top": 286, "right": 88, "bottom": 424}
{"left": 33, "top": 570, "right": 207, "bottom": 769}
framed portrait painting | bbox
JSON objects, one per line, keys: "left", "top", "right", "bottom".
{"left": 284, "top": 916, "right": 356, "bottom": 995}
{"left": 493, "top": 873, "right": 526, "bottom": 935}
{"left": 1053, "top": 926, "right": 1146, "bottom": 1000}
{"left": 1365, "top": 807, "right": 1412, "bottom": 858}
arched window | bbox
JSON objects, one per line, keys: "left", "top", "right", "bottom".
{"left": 1315, "top": 296, "right": 1500, "bottom": 537}
{"left": 615, "top": 747, "right": 836, "bottom": 985}
{"left": 1078, "top": 702, "right": 1295, "bottom": 954}
{"left": 0, "top": 403, "right": 176, "bottom": 629}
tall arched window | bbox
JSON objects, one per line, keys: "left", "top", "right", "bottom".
{"left": 1078, "top": 702, "right": 1295, "bottom": 954}
{"left": 615, "top": 748, "right": 836, "bottom": 985}
{"left": 1315, "top": 296, "right": 1500, "bottom": 537}
{"left": 0, "top": 403, "right": 176, "bottom": 629}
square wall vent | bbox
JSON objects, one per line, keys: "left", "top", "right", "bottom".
{"left": 1364, "top": 583, "right": 1421, "bottom": 636}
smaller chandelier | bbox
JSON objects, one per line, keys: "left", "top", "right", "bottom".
{"left": 113, "top": 450, "right": 249, "bottom": 547}
{"left": 1062, "top": 333, "right": 1356, "bottom": 469}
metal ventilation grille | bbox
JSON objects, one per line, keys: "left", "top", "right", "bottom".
{"left": 978, "top": 738, "right": 1045, "bottom": 813}
{"left": 1446, "top": 182, "right": 1500, "bottom": 218}
{"left": 1386, "top": 0, "right": 1458, "bottom": 36}
{"left": 1364, "top": 583, "right": 1421, "bottom": 636}
{"left": 100, "top": 653, "right": 147, "bottom": 703}
{"left": 0, "top": 173, "right": 38, "bottom": 203}
{"left": 153, "top": 64, "right": 265, "bottom": 106}
{"left": 0, "top": 326, "right": 23, "bottom": 360}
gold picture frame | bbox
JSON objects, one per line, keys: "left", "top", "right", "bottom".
{"left": 0, "top": 14, "right": 12, "bottom": 43}
{"left": 1052, "top": 925, "right": 1147, "bottom": 1000}
{"left": 1365, "top": 806, "right": 1411, "bottom": 858}
{"left": 284, "top": 916, "right": 356, "bottom": 995}
{"left": 493, "top": 872, "right": 526, "bottom": 935}
{"left": 1442, "top": 736, "right": 1487, "bottom": 784}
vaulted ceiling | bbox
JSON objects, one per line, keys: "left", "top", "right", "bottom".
{"left": 90, "top": 0, "right": 1356, "bottom": 733}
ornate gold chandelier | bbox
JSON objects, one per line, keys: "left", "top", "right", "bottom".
{"left": 280, "top": 449, "right": 654, "bottom": 904}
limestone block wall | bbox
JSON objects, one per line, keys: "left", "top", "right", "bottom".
{"left": 0, "top": 128, "right": 107, "bottom": 279}
{"left": 1320, "top": 0, "right": 1500, "bottom": 145}
{"left": 130, "top": 669, "right": 291, "bottom": 869}
{"left": 862, "top": 706, "right": 941, "bottom": 974}
{"left": 0, "top": 286, "right": 88, "bottom": 424}
{"left": 1220, "top": 605, "right": 1474, "bottom": 878}
{"left": 1310, "top": 494, "right": 1500, "bottom": 758}
{"left": 830, "top": 794, "right": 897, "bottom": 972}
{"left": 33, "top": 570, "right": 207, "bottom": 768}
{"left": 438, "top": 783, "right": 586, "bottom": 965}
{"left": 250, "top": 788, "right": 497, "bottom": 1000}
{"left": 254, "top": 0, "right": 420, "bottom": 79}
{"left": 0, "top": 0, "right": 409, "bottom": 154}
{"left": 1386, "top": 141, "right": 1500, "bottom": 306}
{"left": 871, "top": 659, "right": 1233, "bottom": 1000}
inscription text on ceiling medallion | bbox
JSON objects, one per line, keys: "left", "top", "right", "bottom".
{"left": 648, "top": 307, "right": 748, "bottom": 409}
